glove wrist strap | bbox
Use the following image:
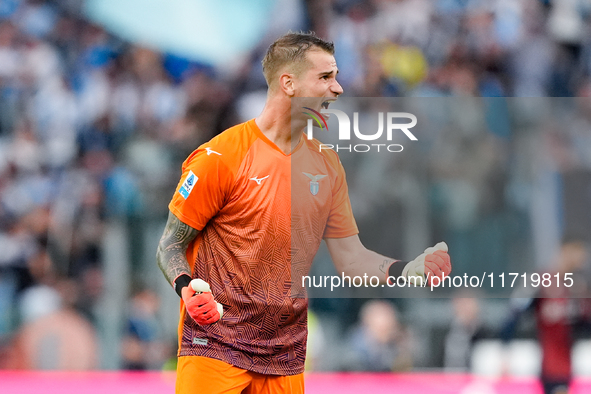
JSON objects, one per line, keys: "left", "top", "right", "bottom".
{"left": 173, "top": 274, "right": 192, "bottom": 298}
{"left": 387, "top": 260, "right": 408, "bottom": 285}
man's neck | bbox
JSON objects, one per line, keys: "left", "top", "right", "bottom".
{"left": 255, "top": 95, "right": 303, "bottom": 155}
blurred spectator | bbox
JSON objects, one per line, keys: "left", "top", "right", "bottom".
{"left": 343, "top": 300, "right": 412, "bottom": 372}
{"left": 501, "top": 238, "right": 591, "bottom": 394}
{"left": 6, "top": 278, "right": 98, "bottom": 370}
{"left": 444, "top": 296, "right": 488, "bottom": 371}
{"left": 121, "top": 288, "right": 172, "bottom": 370}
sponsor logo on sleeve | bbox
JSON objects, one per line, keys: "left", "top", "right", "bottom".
{"left": 179, "top": 170, "right": 197, "bottom": 199}
{"left": 205, "top": 147, "right": 221, "bottom": 156}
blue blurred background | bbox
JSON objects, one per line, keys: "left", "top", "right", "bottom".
{"left": 0, "top": 0, "right": 590, "bottom": 381}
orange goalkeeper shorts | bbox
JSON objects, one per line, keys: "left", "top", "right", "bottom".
{"left": 175, "top": 356, "right": 304, "bottom": 394}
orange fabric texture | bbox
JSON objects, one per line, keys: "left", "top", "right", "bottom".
{"left": 175, "top": 356, "right": 304, "bottom": 394}
{"left": 169, "top": 119, "right": 358, "bottom": 375}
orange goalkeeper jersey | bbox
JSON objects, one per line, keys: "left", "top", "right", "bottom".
{"left": 169, "top": 119, "right": 358, "bottom": 375}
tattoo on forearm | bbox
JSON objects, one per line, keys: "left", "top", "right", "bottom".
{"left": 156, "top": 212, "right": 198, "bottom": 285}
{"left": 173, "top": 223, "right": 192, "bottom": 241}
{"left": 379, "top": 259, "right": 394, "bottom": 274}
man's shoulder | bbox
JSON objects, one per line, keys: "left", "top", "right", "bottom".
{"left": 184, "top": 120, "right": 258, "bottom": 168}
{"left": 210, "top": 120, "right": 257, "bottom": 146}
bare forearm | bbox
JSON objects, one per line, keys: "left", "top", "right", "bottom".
{"left": 327, "top": 236, "right": 452, "bottom": 288}
{"left": 325, "top": 235, "right": 404, "bottom": 282}
{"left": 341, "top": 248, "right": 401, "bottom": 281}
{"left": 157, "top": 251, "right": 192, "bottom": 285}
{"left": 156, "top": 211, "right": 198, "bottom": 285}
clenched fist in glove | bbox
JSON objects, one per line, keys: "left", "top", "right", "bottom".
{"left": 175, "top": 276, "right": 223, "bottom": 325}
{"left": 402, "top": 242, "right": 451, "bottom": 285}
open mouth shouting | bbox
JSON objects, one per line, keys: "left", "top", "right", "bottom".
{"left": 301, "top": 97, "right": 339, "bottom": 129}
{"left": 321, "top": 98, "right": 337, "bottom": 110}
{"left": 319, "top": 98, "right": 337, "bottom": 119}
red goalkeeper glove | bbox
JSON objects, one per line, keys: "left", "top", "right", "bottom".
{"left": 402, "top": 242, "right": 451, "bottom": 285}
{"left": 177, "top": 277, "right": 223, "bottom": 325}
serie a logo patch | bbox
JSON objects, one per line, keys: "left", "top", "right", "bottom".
{"left": 179, "top": 170, "right": 197, "bottom": 199}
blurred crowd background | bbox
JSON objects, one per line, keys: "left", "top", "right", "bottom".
{"left": 0, "top": 0, "right": 591, "bottom": 380}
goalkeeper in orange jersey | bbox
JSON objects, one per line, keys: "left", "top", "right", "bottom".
{"left": 156, "top": 31, "right": 452, "bottom": 394}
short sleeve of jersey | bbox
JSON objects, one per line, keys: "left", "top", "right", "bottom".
{"left": 169, "top": 149, "right": 234, "bottom": 230}
{"left": 323, "top": 157, "right": 358, "bottom": 238}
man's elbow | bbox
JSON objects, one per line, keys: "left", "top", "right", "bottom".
{"left": 155, "top": 242, "right": 166, "bottom": 270}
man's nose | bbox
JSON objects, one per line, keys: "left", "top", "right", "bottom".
{"left": 331, "top": 79, "right": 343, "bottom": 96}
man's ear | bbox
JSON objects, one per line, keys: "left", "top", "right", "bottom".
{"left": 279, "top": 73, "right": 295, "bottom": 97}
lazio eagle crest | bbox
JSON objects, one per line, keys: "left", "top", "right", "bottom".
{"left": 303, "top": 172, "right": 327, "bottom": 196}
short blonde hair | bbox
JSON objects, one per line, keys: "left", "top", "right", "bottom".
{"left": 262, "top": 32, "right": 335, "bottom": 88}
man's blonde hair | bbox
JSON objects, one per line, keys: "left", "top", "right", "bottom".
{"left": 262, "top": 32, "right": 334, "bottom": 89}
